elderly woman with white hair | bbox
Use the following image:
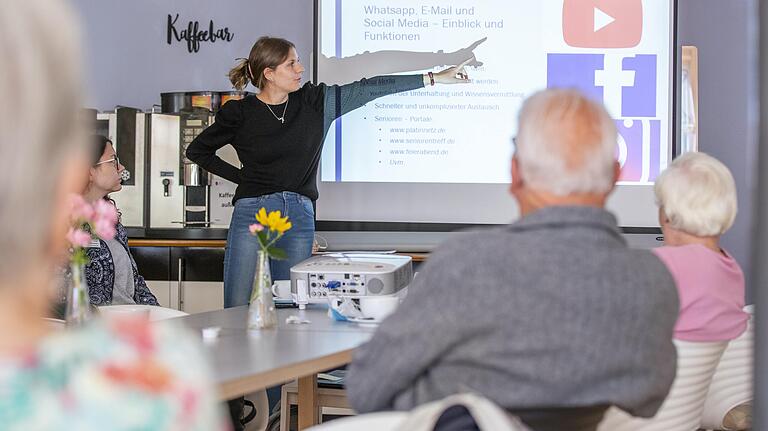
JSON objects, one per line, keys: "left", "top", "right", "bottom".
{"left": 653, "top": 152, "right": 748, "bottom": 341}
{"left": 0, "top": 0, "right": 225, "bottom": 429}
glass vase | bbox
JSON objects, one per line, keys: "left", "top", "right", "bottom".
{"left": 66, "top": 262, "right": 91, "bottom": 326}
{"left": 248, "top": 250, "right": 278, "bottom": 329}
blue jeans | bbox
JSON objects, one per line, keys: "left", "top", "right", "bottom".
{"left": 224, "top": 192, "right": 315, "bottom": 308}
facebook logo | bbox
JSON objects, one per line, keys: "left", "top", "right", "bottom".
{"left": 547, "top": 53, "right": 660, "bottom": 182}
{"left": 546, "top": 53, "right": 657, "bottom": 117}
{"left": 621, "top": 55, "right": 657, "bottom": 117}
{"left": 546, "top": 54, "right": 605, "bottom": 103}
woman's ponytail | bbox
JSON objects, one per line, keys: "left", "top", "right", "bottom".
{"left": 228, "top": 58, "right": 251, "bottom": 91}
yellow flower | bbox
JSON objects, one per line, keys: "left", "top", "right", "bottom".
{"left": 255, "top": 207, "right": 269, "bottom": 226}
{"left": 255, "top": 207, "right": 292, "bottom": 234}
{"left": 269, "top": 212, "right": 292, "bottom": 234}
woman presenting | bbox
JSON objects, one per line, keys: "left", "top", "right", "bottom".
{"left": 186, "top": 36, "right": 472, "bottom": 308}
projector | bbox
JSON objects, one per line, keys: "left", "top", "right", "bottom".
{"left": 290, "top": 253, "right": 413, "bottom": 304}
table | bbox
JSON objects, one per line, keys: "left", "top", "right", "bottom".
{"left": 177, "top": 305, "right": 377, "bottom": 429}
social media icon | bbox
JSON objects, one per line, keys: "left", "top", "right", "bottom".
{"left": 547, "top": 53, "right": 605, "bottom": 103}
{"left": 622, "top": 55, "right": 657, "bottom": 117}
{"left": 547, "top": 53, "right": 658, "bottom": 118}
{"left": 563, "top": 0, "right": 643, "bottom": 48}
{"left": 616, "top": 119, "right": 661, "bottom": 182}
{"left": 546, "top": 53, "right": 662, "bottom": 183}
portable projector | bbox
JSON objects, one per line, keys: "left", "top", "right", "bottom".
{"left": 290, "top": 253, "right": 413, "bottom": 304}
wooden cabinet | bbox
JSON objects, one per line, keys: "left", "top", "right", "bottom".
{"left": 130, "top": 245, "right": 225, "bottom": 314}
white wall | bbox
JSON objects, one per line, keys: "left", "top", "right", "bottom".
{"left": 72, "top": 0, "right": 313, "bottom": 111}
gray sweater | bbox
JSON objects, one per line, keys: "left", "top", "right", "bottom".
{"left": 347, "top": 206, "right": 679, "bottom": 419}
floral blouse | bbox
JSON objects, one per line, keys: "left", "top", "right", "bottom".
{"left": 85, "top": 221, "right": 159, "bottom": 306}
{"left": 0, "top": 318, "right": 229, "bottom": 430}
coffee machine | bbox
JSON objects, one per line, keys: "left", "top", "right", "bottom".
{"left": 148, "top": 110, "right": 240, "bottom": 229}
{"left": 95, "top": 107, "right": 147, "bottom": 228}
{"left": 90, "top": 92, "right": 247, "bottom": 231}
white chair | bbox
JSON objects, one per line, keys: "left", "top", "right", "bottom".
{"left": 97, "top": 304, "right": 189, "bottom": 321}
{"left": 597, "top": 339, "right": 728, "bottom": 431}
{"left": 700, "top": 306, "right": 754, "bottom": 430}
{"left": 305, "top": 412, "right": 407, "bottom": 431}
{"left": 307, "top": 393, "right": 530, "bottom": 431}
{"left": 244, "top": 388, "right": 270, "bottom": 431}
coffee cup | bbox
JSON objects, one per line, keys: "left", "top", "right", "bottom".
{"left": 271, "top": 280, "right": 292, "bottom": 299}
{"left": 358, "top": 295, "right": 399, "bottom": 321}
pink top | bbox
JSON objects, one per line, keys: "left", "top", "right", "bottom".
{"left": 653, "top": 244, "right": 748, "bottom": 341}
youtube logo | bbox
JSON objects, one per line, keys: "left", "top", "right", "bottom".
{"left": 563, "top": 0, "right": 643, "bottom": 48}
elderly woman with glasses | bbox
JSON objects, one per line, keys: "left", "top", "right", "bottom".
{"left": 653, "top": 151, "right": 749, "bottom": 341}
{"left": 73, "top": 134, "right": 159, "bottom": 306}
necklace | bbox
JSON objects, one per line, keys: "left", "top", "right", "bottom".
{"left": 263, "top": 97, "right": 289, "bottom": 124}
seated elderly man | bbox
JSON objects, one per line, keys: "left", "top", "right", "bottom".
{"left": 346, "top": 89, "right": 679, "bottom": 431}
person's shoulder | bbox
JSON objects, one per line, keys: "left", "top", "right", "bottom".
{"left": 216, "top": 96, "right": 245, "bottom": 124}
{"left": 299, "top": 81, "right": 324, "bottom": 91}
{"left": 57, "top": 319, "right": 209, "bottom": 390}
{"left": 619, "top": 247, "right": 678, "bottom": 297}
{"left": 14, "top": 319, "right": 222, "bottom": 428}
{"left": 653, "top": 244, "right": 697, "bottom": 258}
{"left": 295, "top": 81, "right": 324, "bottom": 97}
{"left": 114, "top": 219, "right": 128, "bottom": 241}
{"left": 238, "top": 93, "right": 260, "bottom": 106}
{"left": 653, "top": 244, "right": 723, "bottom": 271}
{"left": 46, "top": 317, "right": 172, "bottom": 347}
{"left": 622, "top": 247, "right": 674, "bottom": 275}
{"left": 41, "top": 318, "right": 209, "bottom": 386}
{"left": 427, "top": 227, "right": 512, "bottom": 264}
{"left": 297, "top": 81, "right": 327, "bottom": 110}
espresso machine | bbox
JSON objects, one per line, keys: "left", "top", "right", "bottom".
{"left": 95, "top": 107, "right": 147, "bottom": 228}
{"left": 148, "top": 110, "right": 240, "bottom": 229}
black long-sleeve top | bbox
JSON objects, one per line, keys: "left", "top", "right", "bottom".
{"left": 185, "top": 75, "right": 425, "bottom": 203}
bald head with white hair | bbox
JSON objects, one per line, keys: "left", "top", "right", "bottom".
{"left": 511, "top": 88, "right": 620, "bottom": 215}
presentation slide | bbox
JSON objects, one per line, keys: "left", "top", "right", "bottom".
{"left": 315, "top": 0, "right": 674, "bottom": 227}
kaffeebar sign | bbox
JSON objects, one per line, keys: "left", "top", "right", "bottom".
{"left": 166, "top": 13, "right": 235, "bottom": 53}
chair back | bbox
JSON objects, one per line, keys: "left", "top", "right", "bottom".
{"left": 598, "top": 339, "right": 727, "bottom": 431}
{"left": 308, "top": 393, "right": 530, "bottom": 431}
{"left": 511, "top": 405, "right": 607, "bottom": 431}
{"left": 700, "top": 306, "right": 754, "bottom": 430}
{"left": 244, "top": 389, "right": 269, "bottom": 431}
{"left": 306, "top": 412, "right": 408, "bottom": 431}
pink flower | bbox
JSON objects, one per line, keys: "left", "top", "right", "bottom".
{"left": 68, "top": 194, "right": 94, "bottom": 222}
{"left": 249, "top": 224, "right": 264, "bottom": 234}
{"left": 93, "top": 218, "right": 117, "bottom": 240}
{"left": 66, "top": 228, "right": 91, "bottom": 248}
{"left": 93, "top": 199, "right": 119, "bottom": 226}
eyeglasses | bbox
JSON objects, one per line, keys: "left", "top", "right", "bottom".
{"left": 95, "top": 156, "right": 120, "bottom": 169}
